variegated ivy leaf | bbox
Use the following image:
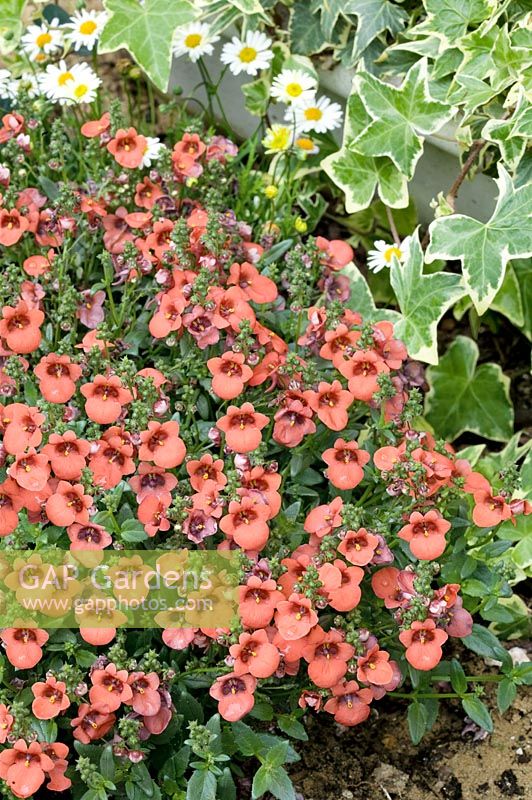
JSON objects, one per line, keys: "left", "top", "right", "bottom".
{"left": 341, "top": 262, "right": 401, "bottom": 325}
{"left": 346, "top": 0, "right": 408, "bottom": 62}
{"left": 0, "top": 0, "right": 28, "bottom": 52}
{"left": 482, "top": 96, "right": 531, "bottom": 171}
{"left": 322, "top": 94, "right": 408, "bottom": 213}
{"left": 289, "top": 1, "right": 329, "bottom": 55}
{"left": 99, "top": 0, "right": 196, "bottom": 92}
{"left": 350, "top": 60, "right": 457, "bottom": 180}
{"left": 310, "top": 0, "right": 347, "bottom": 41}
{"left": 426, "top": 166, "right": 532, "bottom": 315}
{"left": 409, "top": 0, "right": 494, "bottom": 46}
{"left": 389, "top": 230, "right": 466, "bottom": 364}
{"left": 425, "top": 336, "right": 514, "bottom": 442}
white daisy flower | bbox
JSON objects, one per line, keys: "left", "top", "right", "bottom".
{"left": 173, "top": 22, "right": 219, "bottom": 62}
{"left": 140, "top": 137, "right": 165, "bottom": 168}
{"left": 366, "top": 237, "right": 411, "bottom": 274}
{"left": 292, "top": 95, "right": 343, "bottom": 133}
{"left": 38, "top": 60, "right": 77, "bottom": 104}
{"left": 220, "top": 30, "right": 273, "bottom": 76}
{"left": 270, "top": 69, "right": 316, "bottom": 106}
{"left": 21, "top": 18, "right": 63, "bottom": 62}
{"left": 18, "top": 72, "right": 40, "bottom": 98}
{"left": 62, "top": 9, "right": 108, "bottom": 52}
{"left": 0, "top": 69, "right": 12, "bottom": 99}
{"left": 62, "top": 63, "right": 101, "bottom": 105}
{"left": 262, "top": 124, "right": 293, "bottom": 154}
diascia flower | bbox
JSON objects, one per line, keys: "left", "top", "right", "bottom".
{"left": 80, "top": 374, "right": 133, "bottom": 424}
{"left": 305, "top": 380, "right": 353, "bottom": 430}
{"left": 139, "top": 420, "right": 186, "bottom": 468}
{"left": 1, "top": 402, "right": 45, "bottom": 454}
{"left": 399, "top": 619, "right": 448, "bottom": 671}
{"left": 322, "top": 438, "right": 370, "bottom": 490}
{"left": 31, "top": 676, "right": 70, "bottom": 719}
{"left": 217, "top": 403, "right": 269, "bottom": 452}
{"left": 207, "top": 351, "right": 253, "bottom": 399}
{"left": 338, "top": 528, "right": 380, "bottom": 566}
{"left": 0, "top": 300, "right": 43, "bottom": 353}
{"left": 323, "top": 681, "right": 373, "bottom": 726}
{"left": 337, "top": 349, "right": 390, "bottom": 402}
{"left": 34, "top": 353, "right": 82, "bottom": 402}
{"left": 45, "top": 481, "right": 92, "bottom": 526}
{"left": 0, "top": 479, "right": 24, "bottom": 535}
{"left": 89, "top": 663, "right": 133, "bottom": 712}
{"left": 303, "top": 627, "right": 355, "bottom": 688}
{"left": 0, "top": 739, "right": 55, "bottom": 798}
{"left": 220, "top": 496, "right": 270, "bottom": 550}
{"left": 71, "top": 704, "right": 116, "bottom": 744}
{"left": 397, "top": 509, "right": 451, "bottom": 560}
{"left": 229, "top": 630, "right": 280, "bottom": 678}
{"left": 8, "top": 449, "right": 50, "bottom": 492}
{"left": 209, "top": 673, "right": 256, "bottom": 721}
{"left": 0, "top": 627, "right": 49, "bottom": 669}
{"left": 107, "top": 127, "right": 147, "bottom": 169}
{"left": 0, "top": 208, "right": 29, "bottom": 246}
{"left": 43, "top": 431, "right": 90, "bottom": 480}
{"left": 275, "top": 593, "right": 318, "bottom": 640}
{"left": 238, "top": 576, "right": 284, "bottom": 628}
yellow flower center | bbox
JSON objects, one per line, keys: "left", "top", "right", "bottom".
{"left": 79, "top": 20, "right": 97, "bottom": 35}
{"left": 304, "top": 107, "right": 323, "bottom": 121}
{"left": 74, "top": 84, "right": 89, "bottom": 98}
{"left": 286, "top": 82, "right": 303, "bottom": 97}
{"left": 239, "top": 46, "right": 257, "bottom": 63}
{"left": 36, "top": 32, "right": 52, "bottom": 48}
{"left": 185, "top": 33, "right": 202, "bottom": 48}
{"left": 58, "top": 71, "right": 74, "bottom": 86}
{"left": 296, "top": 136, "right": 315, "bottom": 151}
{"left": 384, "top": 246, "right": 402, "bottom": 263}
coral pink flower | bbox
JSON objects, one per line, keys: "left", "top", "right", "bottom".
{"left": 1, "top": 403, "right": 45, "bottom": 454}
{"left": 323, "top": 681, "right": 373, "bottom": 726}
{"left": 209, "top": 672, "right": 256, "bottom": 721}
{"left": 468, "top": 474, "right": 513, "bottom": 527}
{"left": 0, "top": 209, "right": 29, "bottom": 246}
{"left": 229, "top": 630, "right": 280, "bottom": 678}
{"left": 137, "top": 495, "right": 171, "bottom": 537}
{"left": 45, "top": 481, "right": 92, "bottom": 526}
{"left": 0, "top": 300, "right": 43, "bottom": 354}
{"left": 81, "top": 112, "right": 111, "bottom": 137}
{"left": 217, "top": 403, "right": 269, "bottom": 453}
{"left": 220, "top": 497, "right": 270, "bottom": 550}
{"left": 149, "top": 288, "right": 186, "bottom": 338}
{"left": 31, "top": 677, "right": 70, "bottom": 719}
{"left": 327, "top": 560, "right": 364, "bottom": 612}
{"left": 303, "top": 627, "right": 355, "bottom": 688}
{"left": 372, "top": 321, "right": 407, "bottom": 369}
{"left": 129, "top": 463, "right": 178, "bottom": 502}
{"left": 139, "top": 420, "right": 186, "bottom": 468}
{"left": 275, "top": 593, "right": 318, "bottom": 640}
{"left": 0, "top": 739, "right": 55, "bottom": 798}
{"left": 305, "top": 380, "right": 353, "bottom": 431}
{"left": 338, "top": 528, "right": 379, "bottom": 566}
{"left": 207, "top": 351, "right": 253, "bottom": 400}
{"left": 238, "top": 576, "right": 284, "bottom": 628}
{"left": 107, "top": 127, "right": 147, "bottom": 168}
{"left": 89, "top": 663, "right": 133, "bottom": 712}
{"left": 34, "top": 353, "right": 82, "bottom": 403}
{"left": 80, "top": 375, "right": 133, "bottom": 424}
{"left": 126, "top": 672, "right": 161, "bottom": 716}
{"left": 338, "top": 349, "right": 390, "bottom": 401}
{"left": 304, "top": 497, "right": 343, "bottom": 539}
{"left": 356, "top": 645, "right": 394, "bottom": 686}
{"left": 0, "top": 704, "right": 13, "bottom": 743}
{"left": 315, "top": 237, "right": 354, "bottom": 271}
{"left": 71, "top": 704, "right": 116, "bottom": 744}
{"left": 228, "top": 261, "right": 277, "bottom": 304}
{"left": 398, "top": 510, "right": 451, "bottom": 560}
{"left": 273, "top": 399, "right": 316, "bottom": 448}
{"left": 399, "top": 619, "right": 448, "bottom": 670}
{"left": 40, "top": 742, "right": 71, "bottom": 792}
{"left": 319, "top": 324, "right": 360, "bottom": 366}
{"left": 186, "top": 454, "right": 227, "bottom": 492}
{"left": 43, "top": 431, "right": 90, "bottom": 481}
{"left": 323, "top": 438, "right": 370, "bottom": 490}
{"left": 8, "top": 449, "right": 50, "bottom": 491}
{"left": 67, "top": 522, "right": 112, "bottom": 550}
{"left": 0, "top": 479, "right": 22, "bottom": 536}
{"left": 373, "top": 443, "right": 406, "bottom": 471}
{"left": 89, "top": 435, "right": 135, "bottom": 489}
{"left": 23, "top": 251, "right": 53, "bottom": 277}
{"left": 0, "top": 627, "right": 49, "bottom": 669}
{"left": 135, "top": 176, "right": 163, "bottom": 208}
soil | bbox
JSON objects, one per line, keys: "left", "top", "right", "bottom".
{"left": 289, "top": 668, "right": 531, "bottom": 800}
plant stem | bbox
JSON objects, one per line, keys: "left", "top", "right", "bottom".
{"left": 445, "top": 138, "right": 487, "bottom": 211}
{"left": 385, "top": 205, "right": 401, "bottom": 246}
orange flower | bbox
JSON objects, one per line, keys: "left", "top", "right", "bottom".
{"left": 23, "top": 250, "right": 54, "bottom": 277}
{"left": 323, "top": 681, "right": 373, "bottom": 726}
{"left": 135, "top": 176, "right": 163, "bottom": 209}
{"left": 238, "top": 576, "right": 283, "bottom": 629}
{"left": 126, "top": 672, "right": 161, "bottom": 716}
{"left": 302, "top": 627, "right": 354, "bottom": 688}
{"left": 399, "top": 619, "right": 448, "bottom": 671}
{"left": 209, "top": 286, "right": 256, "bottom": 331}
{"left": 0, "top": 300, "right": 43, "bottom": 354}
{"left": 305, "top": 380, "right": 353, "bottom": 431}
{"left": 40, "top": 742, "right": 71, "bottom": 793}
{"left": 0, "top": 209, "right": 29, "bottom": 246}
{"left": 209, "top": 672, "right": 256, "bottom": 721}
{"left": 207, "top": 351, "right": 253, "bottom": 400}
{"left": 0, "top": 704, "right": 13, "bottom": 743}
{"left": 89, "top": 435, "right": 135, "bottom": 488}
{"left": 238, "top": 465, "right": 282, "bottom": 519}
{"left": 229, "top": 630, "right": 280, "bottom": 678}
{"left": 304, "top": 497, "right": 343, "bottom": 539}
{"left": 337, "top": 349, "right": 390, "bottom": 402}
{"left": 319, "top": 324, "right": 360, "bottom": 367}
{"left": 327, "top": 560, "right": 364, "bottom": 612}
{"left": 8, "top": 449, "right": 50, "bottom": 491}
{"left": 228, "top": 261, "right": 277, "bottom": 304}
{"left": 137, "top": 494, "right": 171, "bottom": 537}
{"left": 323, "top": 438, "right": 370, "bottom": 490}
{"left": 356, "top": 645, "right": 394, "bottom": 686}
{"left": 34, "top": 353, "right": 82, "bottom": 403}
{"left": 0, "top": 627, "right": 49, "bottom": 669}
{"left": 0, "top": 478, "right": 22, "bottom": 536}
{"left": 338, "top": 528, "right": 379, "bottom": 566}
{"left": 43, "top": 431, "right": 90, "bottom": 481}
{"left": 217, "top": 402, "right": 269, "bottom": 453}
{"left": 129, "top": 463, "right": 178, "bottom": 502}
{"left": 71, "top": 704, "right": 116, "bottom": 744}
{"left": 107, "top": 127, "right": 147, "bottom": 168}
{"left": 149, "top": 288, "right": 186, "bottom": 338}
{"left": 1, "top": 402, "right": 45, "bottom": 454}
{"left": 80, "top": 374, "right": 133, "bottom": 424}
{"left": 67, "top": 522, "right": 112, "bottom": 550}
{"left": 138, "top": 420, "right": 186, "bottom": 468}
{"left": 31, "top": 676, "right": 70, "bottom": 719}
{"left": 45, "top": 481, "right": 92, "bottom": 526}
{"left": 0, "top": 739, "right": 55, "bottom": 798}
{"left": 273, "top": 399, "right": 316, "bottom": 448}
{"left": 220, "top": 496, "right": 270, "bottom": 550}
{"left": 316, "top": 236, "right": 354, "bottom": 271}
{"left": 81, "top": 111, "right": 111, "bottom": 137}
{"left": 397, "top": 510, "right": 451, "bottom": 561}
{"left": 89, "top": 663, "right": 133, "bottom": 712}
{"left": 275, "top": 593, "right": 318, "bottom": 640}
{"left": 186, "top": 454, "right": 227, "bottom": 493}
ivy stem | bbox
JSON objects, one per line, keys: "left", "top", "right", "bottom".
{"left": 445, "top": 138, "right": 487, "bottom": 211}
{"left": 385, "top": 205, "right": 401, "bottom": 246}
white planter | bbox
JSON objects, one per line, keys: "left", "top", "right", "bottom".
{"left": 169, "top": 53, "right": 497, "bottom": 223}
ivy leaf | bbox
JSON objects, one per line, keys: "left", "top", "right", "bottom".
{"left": 347, "top": 0, "right": 409, "bottom": 62}
{"left": 289, "top": 1, "right": 328, "bottom": 54}
{"left": 0, "top": 0, "right": 28, "bottom": 50}
{"left": 98, "top": 0, "right": 196, "bottom": 91}
{"left": 351, "top": 60, "right": 456, "bottom": 179}
{"left": 322, "top": 94, "right": 408, "bottom": 213}
{"left": 341, "top": 262, "right": 401, "bottom": 324}
{"left": 310, "top": 0, "right": 347, "bottom": 41}
{"left": 425, "top": 336, "right": 514, "bottom": 441}
{"left": 426, "top": 167, "right": 532, "bottom": 315}
{"left": 411, "top": 0, "right": 493, "bottom": 45}
{"left": 390, "top": 230, "right": 466, "bottom": 364}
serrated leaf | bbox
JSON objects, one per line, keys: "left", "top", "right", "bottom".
{"left": 347, "top": 0, "right": 408, "bottom": 62}
{"left": 186, "top": 770, "right": 217, "bottom": 800}
{"left": 425, "top": 336, "right": 513, "bottom": 441}
{"left": 426, "top": 167, "right": 532, "bottom": 315}
{"left": 407, "top": 702, "right": 428, "bottom": 744}
{"left": 462, "top": 696, "right": 493, "bottom": 732}
{"left": 390, "top": 230, "right": 466, "bottom": 364}
{"left": 350, "top": 60, "right": 456, "bottom": 180}
{"left": 413, "top": 0, "right": 493, "bottom": 45}
{"left": 98, "top": 0, "right": 196, "bottom": 91}
{"left": 252, "top": 764, "right": 295, "bottom": 800}
{"left": 341, "top": 261, "right": 401, "bottom": 323}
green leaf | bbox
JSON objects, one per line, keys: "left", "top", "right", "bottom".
{"left": 98, "top": 0, "right": 196, "bottom": 91}
{"left": 497, "top": 678, "right": 517, "bottom": 714}
{"left": 450, "top": 660, "right": 468, "bottom": 695}
{"left": 100, "top": 745, "right": 116, "bottom": 781}
{"left": 426, "top": 167, "right": 532, "bottom": 315}
{"left": 0, "top": 0, "right": 28, "bottom": 50}
{"left": 425, "top": 336, "right": 513, "bottom": 441}
{"left": 231, "top": 721, "right": 263, "bottom": 757}
{"left": 414, "top": 0, "right": 493, "bottom": 44}
{"left": 513, "top": 259, "right": 532, "bottom": 340}
{"left": 462, "top": 623, "right": 509, "bottom": 664}
{"left": 351, "top": 60, "right": 456, "bottom": 180}
{"left": 347, "top": 0, "right": 408, "bottom": 62}
{"left": 342, "top": 262, "right": 401, "bottom": 324}
{"left": 217, "top": 767, "right": 237, "bottom": 800}
{"left": 390, "top": 230, "right": 466, "bottom": 364}
{"left": 322, "top": 93, "right": 408, "bottom": 213}
{"left": 277, "top": 715, "right": 308, "bottom": 741}
{"left": 252, "top": 764, "right": 295, "bottom": 800}
{"left": 462, "top": 696, "right": 493, "bottom": 732}
{"left": 289, "top": 1, "right": 327, "bottom": 55}
{"left": 407, "top": 702, "right": 428, "bottom": 744}
{"left": 242, "top": 78, "right": 270, "bottom": 117}
{"left": 186, "top": 770, "right": 217, "bottom": 800}
{"left": 310, "top": 0, "right": 347, "bottom": 40}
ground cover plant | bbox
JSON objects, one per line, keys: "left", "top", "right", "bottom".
{"left": 0, "top": 2, "right": 530, "bottom": 800}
